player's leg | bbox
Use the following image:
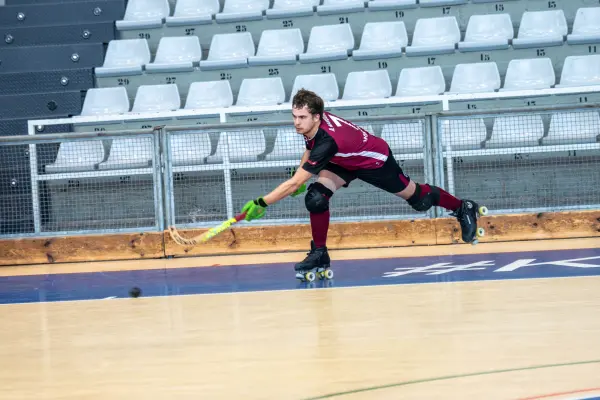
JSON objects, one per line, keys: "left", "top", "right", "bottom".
{"left": 357, "top": 150, "right": 483, "bottom": 243}
{"left": 295, "top": 166, "right": 353, "bottom": 274}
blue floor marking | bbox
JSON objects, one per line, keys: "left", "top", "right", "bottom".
{"left": 1, "top": 247, "right": 599, "bottom": 304}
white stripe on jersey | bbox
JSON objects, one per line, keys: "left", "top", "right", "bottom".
{"left": 334, "top": 151, "right": 388, "bottom": 162}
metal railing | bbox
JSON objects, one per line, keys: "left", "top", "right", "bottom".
{"left": 1, "top": 90, "right": 598, "bottom": 238}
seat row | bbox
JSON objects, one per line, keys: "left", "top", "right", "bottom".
{"left": 89, "top": 55, "right": 600, "bottom": 114}
{"left": 116, "top": 0, "right": 590, "bottom": 51}
{"left": 95, "top": 9, "right": 600, "bottom": 99}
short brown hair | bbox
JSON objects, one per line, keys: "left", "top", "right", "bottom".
{"left": 292, "top": 89, "right": 324, "bottom": 120}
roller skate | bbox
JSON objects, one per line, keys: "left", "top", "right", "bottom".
{"left": 295, "top": 240, "right": 334, "bottom": 282}
{"left": 451, "top": 199, "right": 489, "bottom": 245}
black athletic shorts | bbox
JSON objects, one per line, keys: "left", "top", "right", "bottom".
{"left": 321, "top": 148, "right": 411, "bottom": 194}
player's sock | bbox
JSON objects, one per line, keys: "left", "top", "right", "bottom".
{"left": 310, "top": 210, "right": 330, "bottom": 248}
{"left": 421, "top": 184, "right": 462, "bottom": 211}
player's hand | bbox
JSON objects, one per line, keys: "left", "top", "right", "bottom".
{"left": 241, "top": 198, "right": 267, "bottom": 221}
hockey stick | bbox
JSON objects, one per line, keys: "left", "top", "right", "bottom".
{"left": 168, "top": 212, "right": 247, "bottom": 246}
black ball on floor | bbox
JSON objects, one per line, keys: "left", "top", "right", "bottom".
{"left": 129, "top": 287, "right": 142, "bottom": 298}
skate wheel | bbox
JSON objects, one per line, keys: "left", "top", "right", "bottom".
{"left": 305, "top": 271, "right": 316, "bottom": 282}
{"left": 479, "top": 206, "right": 489, "bottom": 216}
{"left": 477, "top": 227, "right": 485, "bottom": 237}
{"left": 324, "top": 269, "right": 334, "bottom": 280}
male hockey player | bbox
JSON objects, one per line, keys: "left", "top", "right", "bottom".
{"left": 241, "top": 89, "right": 485, "bottom": 275}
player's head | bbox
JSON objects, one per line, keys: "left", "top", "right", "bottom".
{"left": 291, "top": 89, "right": 324, "bottom": 135}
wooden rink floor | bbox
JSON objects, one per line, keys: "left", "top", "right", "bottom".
{"left": 1, "top": 238, "right": 600, "bottom": 399}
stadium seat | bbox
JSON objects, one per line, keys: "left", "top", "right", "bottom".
{"left": 487, "top": 115, "right": 544, "bottom": 148}
{"left": 441, "top": 118, "right": 488, "bottom": 150}
{"left": 406, "top": 16, "right": 460, "bottom": 56}
{"left": 299, "top": 24, "right": 354, "bottom": 63}
{"left": 249, "top": 28, "right": 304, "bottom": 66}
{"left": 95, "top": 39, "right": 151, "bottom": 77}
{"left": 199, "top": 32, "right": 255, "bottom": 70}
{"left": 512, "top": 10, "right": 567, "bottom": 48}
{"left": 236, "top": 77, "right": 286, "bottom": 106}
{"left": 395, "top": 66, "right": 446, "bottom": 97}
{"left": 166, "top": 0, "right": 220, "bottom": 24}
{"left": 185, "top": 81, "right": 234, "bottom": 109}
{"left": 458, "top": 13, "right": 513, "bottom": 52}
{"left": 170, "top": 131, "right": 213, "bottom": 166}
{"left": 44, "top": 140, "right": 106, "bottom": 173}
{"left": 343, "top": 70, "right": 392, "bottom": 100}
{"left": 267, "top": 0, "right": 319, "bottom": 18}
{"left": 265, "top": 127, "right": 306, "bottom": 161}
{"left": 216, "top": 0, "right": 269, "bottom": 22}
{"left": 290, "top": 73, "right": 339, "bottom": 101}
{"left": 81, "top": 87, "right": 131, "bottom": 116}
{"left": 131, "top": 84, "right": 181, "bottom": 112}
{"left": 557, "top": 55, "right": 600, "bottom": 88}
{"left": 352, "top": 21, "right": 407, "bottom": 60}
{"left": 207, "top": 130, "right": 267, "bottom": 163}
{"left": 544, "top": 111, "right": 600, "bottom": 145}
{"left": 116, "top": 0, "right": 170, "bottom": 30}
{"left": 567, "top": 7, "right": 600, "bottom": 45}
{"left": 145, "top": 36, "right": 202, "bottom": 73}
{"left": 448, "top": 62, "right": 500, "bottom": 94}
{"left": 501, "top": 58, "right": 555, "bottom": 91}
{"left": 381, "top": 121, "right": 424, "bottom": 154}
{"left": 317, "top": 0, "right": 365, "bottom": 15}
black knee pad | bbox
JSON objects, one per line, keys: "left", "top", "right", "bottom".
{"left": 305, "top": 182, "right": 334, "bottom": 213}
{"left": 407, "top": 184, "right": 440, "bottom": 212}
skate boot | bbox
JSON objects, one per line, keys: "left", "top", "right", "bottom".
{"left": 450, "top": 199, "right": 489, "bottom": 245}
{"left": 295, "top": 240, "right": 334, "bottom": 282}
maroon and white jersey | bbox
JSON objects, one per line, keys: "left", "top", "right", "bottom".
{"left": 302, "top": 111, "right": 389, "bottom": 174}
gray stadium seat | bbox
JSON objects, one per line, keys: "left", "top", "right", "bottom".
{"left": 264, "top": 127, "right": 305, "bottom": 161}
{"left": 395, "top": 66, "right": 446, "bottom": 96}
{"left": 448, "top": 62, "right": 500, "bottom": 93}
{"left": 44, "top": 140, "right": 106, "bottom": 173}
{"left": 352, "top": 21, "right": 407, "bottom": 60}
{"left": 512, "top": 10, "right": 567, "bottom": 49}
{"left": 116, "top": 0, "right": 171, "bottom": 30}
{"left": 567, "top": 7, "right": 600, "bottom": 45}
{"left": 73, "top": 86, "right": 130, "bottom": 133}
{"left": 248, "top": 28, "right": 304, "bottom": 66}
{"left": 458, "top": 13, "right": 513, "bottom": 52}
{"left": 299, "top": 23, "right": 354, "bottom": 63}
{"left": 81, "top": 87, "right": 131, "bottom": 116}
{"left": 200, "top": 32, "right": 256, "bottom": 70}
{"left": 343, "top": 70, "right": 392, "bottom": 100}
{"left": 501, "top": 57, "right": 555, "bottom": 91}
{"left": 216, "top": 0, "right": 269, "bottom": 23}
{"left": 406, "top": 16, "right": 461, "bottom": 56}
{"left": 207, "top": 130, "right": 267, "bottom": 163}
{"left": 544, "top": 110, "right": 600, "bottom": 145}
{"left": 185, "top": 81, "right": 234, "bottom": 109}
{"left": 236, "top": 77, "right": 286, "bottom": 105}
{"left": 166, "top": 0, "right": 219, "bottom": 25}
{"left": 146, "top": 36, "right": 202, "bottom": 72}
{"left": 557, "top": 54, "right": 600, "bottom": 87}
{"left": 486, "top": 114, "right": 544, "bottom": 148}
{"left": 290, "top": 73, "right": 339, "bottom": 101}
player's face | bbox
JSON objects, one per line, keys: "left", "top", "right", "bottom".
{"left": 292, "top": 106, "right": 320, "bottom": 136}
